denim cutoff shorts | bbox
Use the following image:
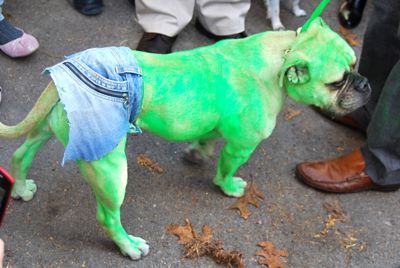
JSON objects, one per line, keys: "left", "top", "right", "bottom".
{"left": 44, "top": 47, "right": 143, "bottom": 164}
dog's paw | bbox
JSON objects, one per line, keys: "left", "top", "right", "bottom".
{"left": 214, "top": 177, "right": 247, "bottom": 197}
{"left": 120, "top": 235, "right": 150, "bottom": 260}
{"left": 293, "top": 8, "right": 306, "bottom": 17}
{"left": 11, "top": 179, "right": 37, "bottom": 201}
{"left": 183, "top": 148, "right": 204, "bottom": 165}
{"left": 271, "top": 21, "right": 285, "bottom": 31}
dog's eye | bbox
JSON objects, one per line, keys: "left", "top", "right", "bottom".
{"left": 331, "top": 78, "right": 346, "bottom": 89}
{"left": 331, "top": 73, "right": 348, "bottom": 89}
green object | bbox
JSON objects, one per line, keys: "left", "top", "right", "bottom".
{"left": 301, "top": 0, "right": 331, "bottom": 33}
{"left": 0, "top": 17, "right": 357, "bottom": 260}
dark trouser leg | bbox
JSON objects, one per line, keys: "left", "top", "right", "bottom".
{"left": 361, "top": 59, "right": 400, "bottom": 186}
{"left": 351, "top": 0, "right": 400, "bottom": 129}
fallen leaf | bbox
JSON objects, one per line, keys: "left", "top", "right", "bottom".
{"left": 256, "top": 241, "right": 288, "bottom": 268}
{"left": 284, "top": 108, "right": 303, "bottom": 121}
{"left": 230, "top": 182, "right": 265, "bottom": 219}
{"left": 315, "top": 201, "right": 347, "bottom": 237}
{"left": 166, "top": 219, "right": 197, "bottom": 244}
{"left": 136, "top": 154, "right": 164, "bottom": 174}
{"left": 336, "top": 230, "right": 367, "bottom": 252}
{"left": 167, "top": 219, "right": 244, "bottom": 268}
{"left": 339, "top": 27, "right": 361, "bottom": 47}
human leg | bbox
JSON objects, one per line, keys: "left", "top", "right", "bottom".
{"left": 0, "top": 0, "right": 39, "bottom": 57}
{"left": 135, "top": 0, "right": 194, "bottom": 37}
{"left": 350, "top": 0, "right": 400, "bottom": 128}
{"left": 196, "top": 0, "right": 250, "bottom": 37}
{"left": 135, "top": 0, "right": 194, "bottom": 53}
{"left": 361, "top": 59, "right": 400, "bottom": 187}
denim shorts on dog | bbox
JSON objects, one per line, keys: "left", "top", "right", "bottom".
{"left": 44, "top": 46, "right": 143, "bottom": 164}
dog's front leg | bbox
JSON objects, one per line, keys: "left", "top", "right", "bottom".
{"left": 77, "top": 137, "right": 149, "bottom": 260}
{"left": 292, "top": 0, "right": 306, "bottom": 16}
{"left": 213, "top": 143, "right": 258, "bottom": 197}
{"left": 265, "top": 0, "right": 285, "bottom": 30}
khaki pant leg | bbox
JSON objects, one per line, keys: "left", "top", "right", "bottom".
{"left": 196, "top": 0, "right": 250, "bottom": 35}
{"left": 135, "top": 0, "right": 195, "bottom": 37}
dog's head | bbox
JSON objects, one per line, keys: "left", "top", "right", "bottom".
{"left": 279, "top": 17, "right": 370, "bottom": 116}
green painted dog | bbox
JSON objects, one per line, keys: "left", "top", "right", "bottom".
{"left": 0, "top": 18, "right": 370, "bottom": 260}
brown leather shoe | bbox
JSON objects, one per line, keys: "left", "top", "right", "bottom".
{"left": 136, "top": 33, "right": 177, "bottom": 54}
{"left": 296, "top": 149, "right": 400, "bottom": 193}
{"left": 312, "top": 106, "right": 366, "bottom": 134}
{"left": 195, "top": 20, "right": 247, "bottom": 41}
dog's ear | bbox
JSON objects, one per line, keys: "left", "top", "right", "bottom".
{"left": 279, "top": 60, "right": 310, "bottom": 88}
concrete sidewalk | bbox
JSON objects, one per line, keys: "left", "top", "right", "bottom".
{"left": 0, "top": 0, "right": 399, "bottom": 267}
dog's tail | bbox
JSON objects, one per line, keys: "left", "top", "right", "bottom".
{"left": 0, "top": 81, "right": 59, "bottom": 139}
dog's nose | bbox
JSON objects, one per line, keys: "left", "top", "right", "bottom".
{"left": 356, "top": 77, "right": 369, "bottom": 93}
{"left": 351, "top": 73, "right": 370, "bottom": 93}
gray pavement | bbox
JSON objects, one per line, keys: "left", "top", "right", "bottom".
{"left": 1, "top": 0, "right": 399, "bottom": 267}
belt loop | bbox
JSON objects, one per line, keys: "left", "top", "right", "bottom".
{"left": 115, "top": 66, "right": 142, "bottom": 75}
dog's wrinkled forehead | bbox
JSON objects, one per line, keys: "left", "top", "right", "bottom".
{"left": 289, "top": 17, "right": 356, "bottom": 80}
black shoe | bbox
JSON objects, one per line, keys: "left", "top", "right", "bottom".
{"left": 338, "top": 0, "right": 367, "bottom": 29}
{"left": 73, "top": 0, "right": 104, "bottom": 16}
{"left": 195, "top": 19, "right": 247, "bottom": 41}
{"left": 136, "top": 33, "right": 177, "bottom": 54}
{"left": 128, "top": 0, "right": 135, "bottom": 7}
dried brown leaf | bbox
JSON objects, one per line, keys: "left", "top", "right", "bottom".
{"left": 316, "top": 201, "right": 347, "bottom": 237}
{"left": 230, "top": 182, "right": 265, "bottom": 219}
{"left": 136, "top": 154, "right": 164, "bottom": 174}
{"left": 284, "top": 108, "right": 303, "bottom": 121}
{"left": 339, "top": 26, "right": 361, "bottom": 47}
{"left": 166, "top": 219, "right": 195, "bottom": 244}
{"left": 256, "top": 241, "right": 288, "bottom": 268}
{"left": 167, "top": 219, "right": 244, "bottom": 268}
{"left": 337, "top": 230, "right": 367, "bottom": 252}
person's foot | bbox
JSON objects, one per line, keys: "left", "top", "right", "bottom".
{"left": 195, "top": 20, "right": 247, "bottom": 41}
{"left": 312, "top": 106, "right": 366, "bottom": 134}
{"left": 0, "top": 19, "right": 39, "bottom": 58}
{"left": 296, "top": 148, "right": 400, "bottom": 193}
{"left": 73, "top": 0, "right": 104, "bottom": 16}
{"left": 338, "top": 0, "right": 367, "bottom": 29}
{"left": 136, "top": 33, "right": 177, "bottom": 54}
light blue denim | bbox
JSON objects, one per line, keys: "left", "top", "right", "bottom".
{"left": 44, "top": 47, "right": 143, "bottom": 164}
{"left": 0, "top": 0, "right": 4, "bottom": 21}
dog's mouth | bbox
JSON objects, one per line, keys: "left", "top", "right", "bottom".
{"left": 329, "top": 72, "right": 371, "bottom": 116}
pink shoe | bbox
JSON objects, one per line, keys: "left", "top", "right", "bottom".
{"left": 0, "top": 32, "right": 39, "bottom": 58}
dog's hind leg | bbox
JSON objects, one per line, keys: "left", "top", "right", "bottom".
{"left": 183, "top": 131, "right": 220, "bottom": 165}
{"left": 77, "top": 137, "right": 149, "bottom": 260}
{"left": 213, "top": 142, "right": 258, "bottom": 197}
{"left": 11, "top": 118, "right": 53, "bottom": 201}
{"left": 292, "top": 0, "right": 306, "bottom": 16}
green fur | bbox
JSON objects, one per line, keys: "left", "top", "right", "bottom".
{"left": 0, "top": 18, "right": 356, "bottom": 260}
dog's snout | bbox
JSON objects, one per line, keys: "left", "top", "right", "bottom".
{"left": 349, "top": 72, "right": 370, "bottom": 93}
{"left": 355, "top": 77, "right": 370, "bottom": 93}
